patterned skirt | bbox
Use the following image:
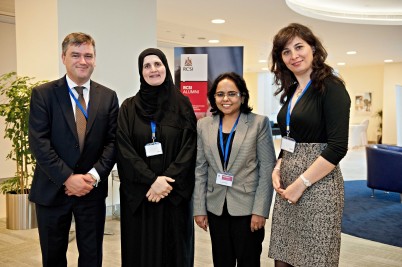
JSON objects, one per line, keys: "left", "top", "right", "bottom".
{"left": 268, "top": 143, "right": 344, "bottom": 267}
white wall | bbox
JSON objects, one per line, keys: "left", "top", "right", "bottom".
{"left": 338, "top": 65, "right": 384, "bottom": 143}
{"left": 383, "top": 62, "right": 402, "bottom": 145}
{"left": 58, "top": 0, "right": 157, "bottom": 102}
{"left": 0, "top": 22, "right": 16, "bottom": 76}
{"left": 15, "top": 0, "right": 59, "bottom": 80}
{"left": 0, "top": 21, "right": 17, "bottom": 218}
{"left": 243, "top": 72, "right": 258, "bottom": 112}
{"left": 0, "top": 22, "right": 18, "bottom": 179}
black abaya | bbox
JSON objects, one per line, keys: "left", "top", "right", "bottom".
{"left": 117, "top": 95, "right": 196, "bottom": 267}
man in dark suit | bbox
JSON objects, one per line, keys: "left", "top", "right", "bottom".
{"left": 28, "top": 32, "right": 119, "bottom": 267}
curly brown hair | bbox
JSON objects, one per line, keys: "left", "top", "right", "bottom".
{"left": 270, "top": 23, "right": 344, "bottom": 104}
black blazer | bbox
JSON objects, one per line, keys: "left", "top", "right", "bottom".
{"left": 28, "top": 76, "right": 119, "bottom": 206}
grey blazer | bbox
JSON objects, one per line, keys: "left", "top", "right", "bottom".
{"left": 193, "top": 112, "right": 276, "bottom": 218}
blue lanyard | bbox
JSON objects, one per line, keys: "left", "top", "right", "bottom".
{"left": 68, "top": 86, "right": 89, "bottom": 119}
{"left": 219, "top": 114, "right": 240, "bottom": 172}
{"left": 286, "top": 80, "right": 311, "bottom": 136}
{"left": 151, "top": 121, "right": 156, "bottom": 142}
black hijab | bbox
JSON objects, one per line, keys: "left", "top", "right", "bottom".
{"left": 135, "top": 48, "right": 196, "bottom": 131}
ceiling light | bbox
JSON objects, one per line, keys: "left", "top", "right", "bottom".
{"left": 259, "top": 59, "right": 267, "bottom": 63}
{"left": 286, "top": 0, "right": 402, "bottom": 25}
{"left": 337, "top": 62, "right": 346, "bottom": 66}
{"left": 384, "top": 59, "right": 394, "bottom": 63}
{"left": 261, "top": 67, "right": 269, "bottom": 71}
{"left": 211, "top": 19, "right": 225, "bottom": 24}
{"left": 208, "top": 40, "right": 220, "bottom": 44}
{"left": 346, "top": 51, "right": 357, "bottom": 55}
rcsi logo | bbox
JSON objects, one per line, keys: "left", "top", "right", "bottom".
{"left": 183, "top": 57, "right": 193, "bottom": 71}
{"left": 180, "top": 54, "right": 207, "bottom": 82}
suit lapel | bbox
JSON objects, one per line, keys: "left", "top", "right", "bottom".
{"left": 54, "top": 77, "right": 78, "bottom": 140}
{"left": 227, "top": 113, "right": 248, "bottom": 171}
{"left": 86, "top": 81, "right": 100, "bottom": 133}
{"left": 209, "top": 116, "right": 223, "bottom": 172}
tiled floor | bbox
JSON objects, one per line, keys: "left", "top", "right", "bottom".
{"left": 1, "top": 145, "right": 402, "bottom": 266}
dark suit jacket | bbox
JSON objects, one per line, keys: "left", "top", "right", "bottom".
{"left": 28, "top": 76, "right": 119, "bottom": 206}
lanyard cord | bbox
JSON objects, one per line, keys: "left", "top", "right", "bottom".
{"left": 68, "top": 86, "right": 89, "bottom": 119}
{"left": 151, "top": 121, "right": 156, "bottom": 143}
{"left": 219, "top": 114, "right": 241, "bottom": 172}
{"left": 286, "top": 80, "right": 311, "bottom": 137}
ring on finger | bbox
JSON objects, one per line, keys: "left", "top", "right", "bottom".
{"left": 287, "top": 199, "right": 292, "bottom": 204}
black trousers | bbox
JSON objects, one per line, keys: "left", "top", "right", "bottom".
{"left": 35, "top": 198, "right": 106, "bottom": 267}
{"left": 207, "top": 203, "right": 264, "bottom": 267}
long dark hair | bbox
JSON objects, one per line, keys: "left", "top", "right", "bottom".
{"left": 208, "top": 72, "right": 253, "bottom": 116}
{"left": 270, "top": 23, "right": 344, "bottom": 104}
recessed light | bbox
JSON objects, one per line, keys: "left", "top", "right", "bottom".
{"left": 337, "top": 62, "right": 346, "bottom": 66}
{"left": 211, "top": 19, "right": 225, "bottom": 24}
{"left": 261, "top": 67, "right": 269, "bottom": 71}
{"left": 208, "top": 40, "right": 220, "bottom": 44}
{"left": 384, "top": 59, "right": 393, "bottom": 63}
{"left": 346, "top": 51, "right": 357, "bottom": 55}
{"left": 259, "top": 59, "right": 267, "bottom": 63}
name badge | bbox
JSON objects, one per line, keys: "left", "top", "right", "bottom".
{"left": 145, "top": 142, "right": 163, "bottom": 157}
{"left": 216, "top": 172, "right": 234, "bottom": 187}
{"left": 281, "top": 136, "right": 296, "bottom": 153}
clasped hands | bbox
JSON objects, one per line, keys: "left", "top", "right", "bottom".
{"left": 64, "top": 173, "right": 96, "bottom": 197}
{"left": 146, "top": 176, "right": 175, "bottom": 203}
{"left": 272, "top": 169, "right": 306, "bottom": 204}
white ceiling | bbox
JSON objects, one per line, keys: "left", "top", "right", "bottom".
{"left": 1, "top": 0, "right": 402, "bottom": 72}
{"left": 157, "top": 0, "right": 402, "bottom": 72}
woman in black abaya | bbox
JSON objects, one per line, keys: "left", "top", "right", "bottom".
{"left": 116, "top": 48, "right": 197, "bottom": 267}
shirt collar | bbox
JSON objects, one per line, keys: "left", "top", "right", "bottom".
{"left": 65, "top": 75, "right": 91, "bottom": 91}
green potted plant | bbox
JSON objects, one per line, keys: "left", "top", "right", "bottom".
{"left": 374, "top": 109, "right": 383, "bottom": 144}
{"left": 0, "top": 71, "right": 47, "bottom": 229}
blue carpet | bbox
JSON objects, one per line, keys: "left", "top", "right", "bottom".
{"left": 341, "top": 180, "right": 402, "bottom": 247}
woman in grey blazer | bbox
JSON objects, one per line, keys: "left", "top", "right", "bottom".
{"left": 193, "top": 72, "right": 276, "bottom": 267}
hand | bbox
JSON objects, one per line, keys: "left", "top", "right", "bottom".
{"left": 250, "top": 214, "right": 266, "bottom": 232}
{"left": 272, "top": 169, "right": 284, "bottom": 195}
{"left": 84, "top": 173, "right": 97, "bottom": 185}
{"left": 64, "top": 174, "right": 94, "bottom": 197}
{"left": 146, "top": 188, "right": 163, "bottom": 203}
{"left": 194, "top": 215, "right": 209, "bottom": 232}
{"left": 281, "top": 177, "right": 307, "bottom": 204}
{"left": 151, "top": 176, "right": 175, "bottom": 196}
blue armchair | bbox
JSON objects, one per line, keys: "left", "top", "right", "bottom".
{"left": 270, "top": 120, "right": 281, "bottom": 137}
{"left": 366, "top": 144, "right": 402, "bottom": 202}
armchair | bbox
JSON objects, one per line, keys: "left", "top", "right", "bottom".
{"left": 366, "top": 144, "right": 402, "bottom": 202}
{"left": 270, "top": 120, "right": 281, "bottom": 137}
{"left": 348, "top": 119, "right": 369, "bottom": 148}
